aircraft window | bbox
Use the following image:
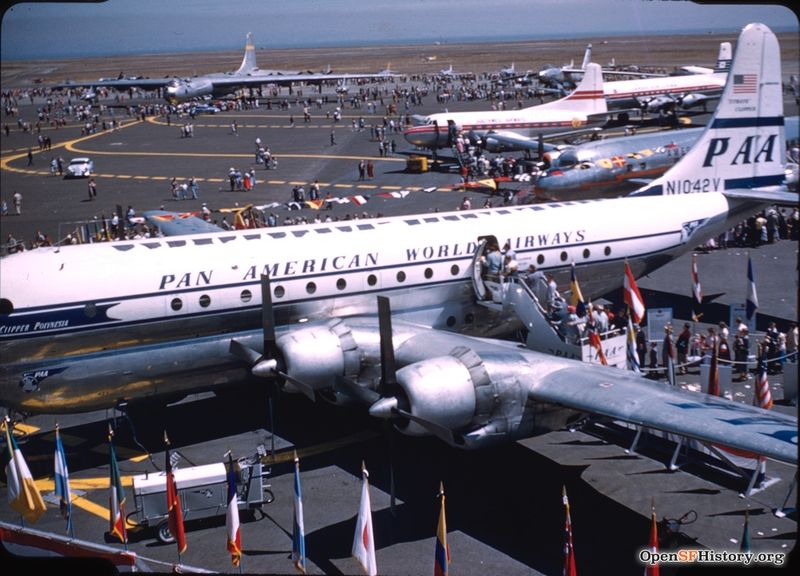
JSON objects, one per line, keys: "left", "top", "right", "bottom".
{"left": 527, "top": 206, "right": 544, "bottom": 211}
{"left": 306, "top": 282, "right": 317, "bottom": 294}
{"left": 396, "top": 271, "right": 406, "bottom": 283}
{"left": 0, "top": 298, "right": 13, "bottom": 314}
{"left": 443, "top": 215, "right": 460, "bottom": 221}
{"left": 268, "top": 232, "right": 286, "bottom": 239}
{"left": 167, "top": 240, "right": 186, "bottom": 247}
{"left": 357, "top": 224, "right": 374, "bottom": 230}
{"left": 244, "top": 234, "right": 261, "bottom": 240}
{"left": 219, "top": 236, "right": 237, "bottom": 243}
{"left": 83, "top": 303, "right": 97, "bottom": 318}
{"left": 461, "top": 213, "right": 477, "bottom": 219}
{"left": 113, "top": 245, "right": 135, "bottom": 252}
{"left": 170, "top": 298, "right": 183, "bottom": 311}
{"left": 446, "top": 316, "right": 456, "bottom": 328}
{"left": 450, "top": 264, "right": 460, "bottom": 276}
{"left": 548, "top": 203, "right": 562, "bottom": 208}
{"left": 560, "top": 251, "right": 568, "bottom": 262}
{"left": 193, "top": 238, "right": 213, "bottom": 245}
{"left": 337, "top": 226, "right": 353, "bottom": 232}
{"left": 367, "top": 274, "right": 377, "bottom": 286}
{"left": 274, "top": 285, "right": 285, "bottom": 298}
{"left": 424, "top": 268, "right": 433, "bottom": 279}
{"left": 582, "top": 249, "right": 590, "bottom": 259}
{"left": 423, "top": 217, "right": 439, "bottom": 223}
{"left": 199, "top": 294, "right": 211, "bottom": 308}
{"left": 336, "top": 278, "right": 347, "bottom": 290}
{"left": 497, "top": 210, "right": 511, "bottom": 214}
{"left": 240, "top": 289, "right": 253, "bottom": 303}
{"left": 537, "top": 254, "right": 545, "bottom": 265}
{"left": 604, "top": 246, "right": 611, "bottom": 256}
{"left": 316, "top": 228, "right": 332, "bottom": 234}
{"left": 292, "top": 230, "right": 309, "bottom": 238}
{"left": 405, "top": 219, "right": 421, "bottom": 225}
{"left": 143, "top": 242, "right": 161, "bottom": 249}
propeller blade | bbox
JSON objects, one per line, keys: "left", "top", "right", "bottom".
{"left": 377, "top": 296, "right": 397, "bottom": 394}
{"left": 278, "top": 370, "right": 316, "bottom": 402}
{"left": 229, "top": 339, "right": 262, "bottom": 365}
{"left": 335, "top": 375, "right": 382, "bottom": 406}
{"left": 260, "top": 274, "right": 277, "bottom": 357}
{"left": 395, "top": 408, "right": 461, "bottom": 446}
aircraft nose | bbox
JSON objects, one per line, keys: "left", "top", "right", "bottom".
{"left": 403, "top": 125, "right": 437, "bottom": 148}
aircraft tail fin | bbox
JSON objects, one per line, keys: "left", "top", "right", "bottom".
{"left": 630, "top": 23, "right": 787, "bottom": 197}
{"left": 531, "top": 62, "right": 606, "bottom": 115}
{"left": 235, "top": 32, "right": 257, "bottom": 75}
{"left": 714, "top": 42, "right": 733, "bottom": 73}
{"left": 581, "top": 44, "right": 592, "bottom": 70}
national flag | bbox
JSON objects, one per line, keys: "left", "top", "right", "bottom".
{"left": 164, "top": 432, "right": 187, "bottom": 555}
{"left": 108, "top": 427, "right": 127, "bottom": 543}
{"left": 690, "top": 254, "right": 703, "bottom": 305}
{"left": 377, "top": 190, "right": 410, "bottom": 199}
{"left": 570, "top": 263, "right": 586, "bottom": 317}
{"left": 707, "top": 335, "right": 720, "bottom": 397}
{"left": 663, "top": 331, "right": 676, "bottom": 387}
{"left": 434, "top": 482, "right": 450, "bottom": 576}
{"left": 733, "top": 73, "right": 758, "bottom": 94}
{"left": 627, "top": 316, "right": 641, "bottom": 373}
{"left": 740, "top": 509, "right": 751, "bottom": 553}
{"left": 350, "top": 195, "right": 369, "bottom": 206}
{"left": 352, "top": 463, "right": 377, "bottom": 576}
{"left": 226, "top": 453, "right": 241, "bottom": 567}
{"left": 304, "top": 199, "right": 325, "bottom": 210}
{"left": 54, "top": 425, "right": 73, "bottom": 534}
{"left": 746, "top": 256, "right": 758, "bottom": 321}
{"left": 562, "top": 486, "right": 577, "bottom": 576}
{"left": 292, "top": 452, "right": 306, "bottom": 574}
{"left": 587, "top": 331, "right": 608, "bottom": 366}
{"left": 623, "top": 261, "right": 645, "bottom": 324}
{"left": 645, "top": 501, "right": 659, "bottom": 576}
{"left": 754, "top": 346, "right": 773, "bottom": 410}
{"left": 3, "top": 418, "right": 47, "bottom": 524}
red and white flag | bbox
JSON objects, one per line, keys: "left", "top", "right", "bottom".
{"left": 352, "top": 464, "right": 377, "bottom": 576}
{"left": 623, "top": 261, "right": 646, "bottom": 324}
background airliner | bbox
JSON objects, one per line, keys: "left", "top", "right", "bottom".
{"left": 1, "top": 24, "right": 795, "bottom": 464}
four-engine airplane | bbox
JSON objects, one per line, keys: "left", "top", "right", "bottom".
{"left": 1, "top": 24, "right": 796, "bottom": 465}
{"left": 53, "top": 32, "right": 396, "bottom": 104}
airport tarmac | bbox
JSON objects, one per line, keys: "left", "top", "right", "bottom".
{"left": 1, "top": 62, "right": 798, "bottom": 574}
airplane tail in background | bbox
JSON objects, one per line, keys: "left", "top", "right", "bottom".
{"left": 531, "top": 62, "right": 607, "bottom": 115}
{"left": 235, "top": 32, "right": 258, "bottom": 75}
{"left": 715, "top": 42, "right": 733, "bottom": 72}
{"left": 630, "top": 23, "right": 789, "bottom": 198}
{"left": 580, "top": 44, "right": 592, "bottom": 70}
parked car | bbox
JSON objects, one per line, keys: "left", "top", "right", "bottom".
{"left": 65, "top": 157, "right": 93, "bottom": 178}
{"left": 192, "top": 104, "right": 221, "bottom": 114}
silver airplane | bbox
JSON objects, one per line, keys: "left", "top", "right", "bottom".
{"left": 53, "top": 32, "right": 396, "bottom": 104}
{"left": 1, "top": 24, "right": 795, "bottom": 464}
{"left": 531, "top": 116, "right": 800, "bottom": 199}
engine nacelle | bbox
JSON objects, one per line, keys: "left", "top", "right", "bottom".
{"left": 679, "top": 93, "right": 707, "bottom": 109}
{"left": 275, "top": 319, "right": 359, "bottom": 393}
{"left": 395, "top": 355, "right": 476, "bottom": 436}
{"left": 644, "top": 95, "right": 676, "bottom": 113}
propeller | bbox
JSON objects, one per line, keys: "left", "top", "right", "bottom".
{"left": 228, "top": 274, "right": 316, "bottom": 401}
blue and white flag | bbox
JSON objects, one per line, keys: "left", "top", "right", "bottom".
{"left": 54, "top": 426, "right": 73, "bottom": 535}
{"left": 292, "top": 452, "right": 306, "bottom": 574}
{"left": 626, "top": 316, "right": 641, "bottom": 374}
{"left": 746, "top": 256, "right": 758, "bottom": 321}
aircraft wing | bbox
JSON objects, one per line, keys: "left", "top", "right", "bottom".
{"left": 484, "top": 127, "right": 602, "bottom": 152}
{"left": 54, "top": 77, "right": 174, "bottom": 90}
{"left": 204, "top": 70, "right": 397, "bottom": 90}
{"left": 528, "top": 363, "right": 797, "bottom": 464}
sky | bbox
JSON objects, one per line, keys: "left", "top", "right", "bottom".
{"left": 1, "top": 0, "right": 798, "bottom": 60}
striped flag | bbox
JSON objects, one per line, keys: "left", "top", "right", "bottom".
{"left": 754, "top": 345, "right": 773, "bottom": 410}
{"left": 352, "top": 463, "right": 377, "bottom": 576}
{"left": 645, "top": 501, "right": 660, "bottom": 576}
{"left": 707, "top": 335, "right": 720, "bottom": 396}
{"left": 226, "top": 453, "right": 242, "bottom": 567}
{"left": 627, "top": 316, "right": 641, "bottom": 373}
{"left": 350, "top": 195, "right": 369, "bottom": 206}
{"left": 164, "top": 432, "right": 187, "bottom": 555}
{"left": 562, "top": 486, "right": 577, "bottom": 576}
{"left": 292, "top": 452, "right": 306, "bottom": 574}
{"left": 746, "top": 256, "right": 758, "bottom": 321}
{"left": 623, "top": 261, "right": 645, "bottom": 324}
{"left": 733, "top": 73, "right": 758, "bottom": 94}
{"left": 691, "top": 254, "right": 703, "bottom": 321}
{"left": 54, "top": 425, "right": 73, "bottom": 534}
{"left": 434, "top": 482, "right": 450, "bottom": 576}
{"left": 588, "top": 332, "right": 608, "bottom": 366}
{"left": 570, "top": 263, "right": 586, "bottom": 317}
{"left": 108, "top": 427, "right": 127, "bottom": 543}
{"left": 3, "top": 417, "right": 47, "bottom": 524}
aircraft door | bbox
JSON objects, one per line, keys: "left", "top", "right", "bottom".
{"left": 471, "top": 235, "right": 499, "bottom": 301}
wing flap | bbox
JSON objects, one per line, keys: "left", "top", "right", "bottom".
{"left": 529, "top": 365, "right": 797, "bottom": 464}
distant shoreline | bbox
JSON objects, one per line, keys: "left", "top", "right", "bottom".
{"left": 2, "top": 31, "right": 797, "bottom": 86}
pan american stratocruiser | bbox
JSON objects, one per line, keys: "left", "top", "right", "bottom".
{"left": 1, "top": 24, "right": 796, "bottom": 464}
